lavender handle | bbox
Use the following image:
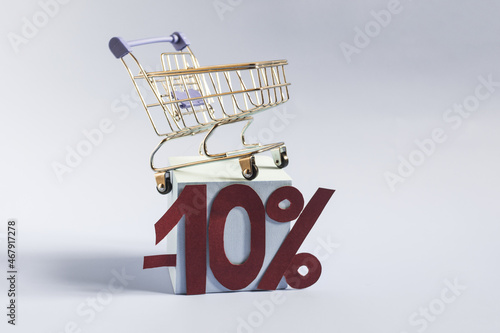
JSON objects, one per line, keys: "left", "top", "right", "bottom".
{"left": 109, "top": 31, "right": 189, "bottom": 58}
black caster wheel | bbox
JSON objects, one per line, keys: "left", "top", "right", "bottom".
{"left": 242, "top": 164, "right": 259, "bottom": 180}
{"left": 275, "top": 152, "right": 289, "bottom": 169}
{"left": 273, "top": 147, "right": 289, "bottom": 169}
{"left": 156, "top": 172, "right": 172, "bottom": 195}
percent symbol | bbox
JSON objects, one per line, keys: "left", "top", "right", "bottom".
{"left": 258, "top": 187, "right": 335, "bottom": 290}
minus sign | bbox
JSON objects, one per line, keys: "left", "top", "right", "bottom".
{"left": 7, "top": 271, "right": 17, "bottom": 274}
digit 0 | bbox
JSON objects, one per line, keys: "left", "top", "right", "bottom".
{"left": 209, "top": 184, "right": 266, "bottom": 290}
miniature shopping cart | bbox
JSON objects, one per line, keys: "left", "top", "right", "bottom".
{"left": 109, "top": 32, "right": 290, "bottom": 194}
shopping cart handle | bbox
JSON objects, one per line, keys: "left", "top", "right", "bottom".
{"left": 109, "top": 32, "right": 190, "bottom": 58}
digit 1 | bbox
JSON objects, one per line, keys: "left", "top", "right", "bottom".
{"left": 209, "top": 184, "right": 266, "bottom": 290}
{"left": 154, "top": 185, "right": 207, "bottom": 295}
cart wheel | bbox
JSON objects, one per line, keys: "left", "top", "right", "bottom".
{"left": 155, "top": 172, "right": 172, "bottom": 195}
{"left": 272, "top": 146, "right": 289, "bottom": 169}
{"left": 242, "top": 164, "right": 259, "bottom": 180}
{"left": 275, "top": 152, "right": 289, "bottom": 169}
{"left": 157, "top": 182, "right": 172, "bottom": 195}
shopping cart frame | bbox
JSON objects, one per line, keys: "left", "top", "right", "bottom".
{"left": 109, "top": 32, "right": 290, "bottom": 194}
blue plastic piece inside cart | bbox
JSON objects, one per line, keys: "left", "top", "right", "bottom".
{"left": 173, "top": 89, "right": 204, "bottom": 108}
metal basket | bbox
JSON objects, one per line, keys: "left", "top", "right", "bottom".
{"left": 110, "top": 32, "right": 290, "bottom": 194}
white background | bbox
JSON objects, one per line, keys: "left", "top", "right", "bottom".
{"left": 1, "top": 0, "right": 499, "bottom": 332}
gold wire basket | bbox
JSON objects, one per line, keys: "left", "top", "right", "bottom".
{"left": 109, "top": 32, "right": 290, "bottom": 194}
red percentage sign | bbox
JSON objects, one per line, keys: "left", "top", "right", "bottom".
{"left": 144, "top": 185, "right": 335, "bottom": 294}
{"left": 258, "top": 186, "right": 335, "bottom": 290}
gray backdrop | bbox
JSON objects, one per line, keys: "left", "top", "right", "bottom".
{"left": 1, "top": 0, "right": 499, "bottom": 332}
